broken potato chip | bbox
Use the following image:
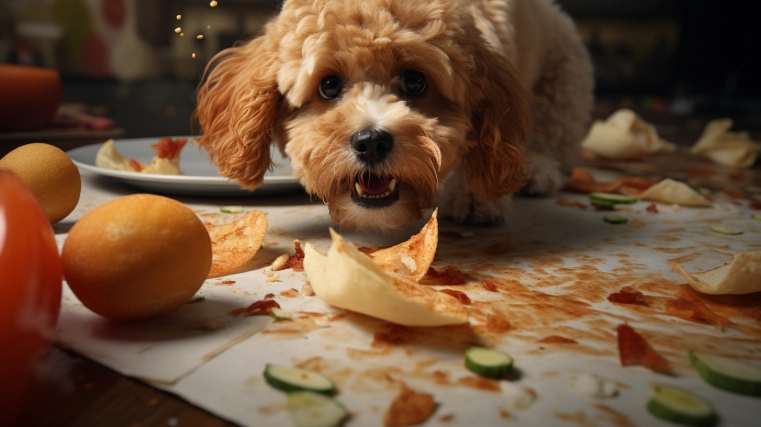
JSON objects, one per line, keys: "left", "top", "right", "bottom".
{"left": 581, "top": 109, "right": 676, "bottom": 160}
{"left": 366, "top": 209, "right": 438, "bottom": 281}
{"left": 303, "top": 228, "right": 468, "bottom": 327}
{"left": 95, "top": 138, "right": 187, "bottom": 175}
{"left": 669, "top": 251, "right": 761, "bottom": 295}
{"left": 690, "top": 119, "right": 759, "bottom": 168}
{"left": 206, "top": 210, "right": 268, "bottom": 278}
{"left": 637, "top": 178, "right": 711, "bottom": 207}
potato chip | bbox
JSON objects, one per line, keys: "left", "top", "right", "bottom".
{"left": 637, "top": 178, "right": 711, "bottom": 207}
{"left": 690, "top": 119, "right": 759, "bottom": 168}
{"left": 206, "top": 210, "right": 268, "bottom": 278}
{"left": 669, "top": 251, "right": 761, "bottom": 295}
{"left": 367, "top": 210, "right": 438, "bottom": 281}
{"left": 581, "top": 109, "right": 675, "bottom": 160}
{"left": 303, "top": 228, "right": 468, "bottom": 327}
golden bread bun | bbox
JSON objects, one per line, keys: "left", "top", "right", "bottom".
{"left": 62, "top": 194, "right": 212, "bottom": 321}
{"left": 0, "top": 143, "right": 81, "bottom": 223}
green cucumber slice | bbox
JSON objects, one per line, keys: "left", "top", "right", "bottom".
{"left": 264, "top": 364, "right": 335, "bottom": 395}
{"left": 751, "top": 213, "right": 761, "bottom": 222}
{"left": 220, "top": 206, "right": 244, "bottom": 213}
{"left": 647, "top": 384, "right": 716, "bottom": 427}
{"left": 709, "top": 225, "right": 743, "bottom": 235}
{"left": 603, "top": 215, "right": 628, "bottom": 225}
{"left": 689, "top": 351, "right": 761, "bottom": 396}
{"left": 590, "top": 192, "right": 637, "bottom": 205}
{"left": 287, "top": 391, "right": 347, "bottom": 427}
{"left": 464, "top": 347, "right": 513, "bottom": 378}
{"left": 591, "top": 199, "right": 616, "bottom": 210}
{"left": 269, "top": 307, "right": 293, "bottom": 321}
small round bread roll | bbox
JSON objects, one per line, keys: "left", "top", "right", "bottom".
{"left": 0, "top": 143, "right": 81, "bottom": 223}
{"left": 62, "top": 194, "right": 212, "bottom": 321}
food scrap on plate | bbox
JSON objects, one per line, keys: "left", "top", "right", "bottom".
{"left": 95, "top": 137, "right": 187, "bottom": 174}
{"left": 669, "top": 251, "right": 761, "bottom": 295}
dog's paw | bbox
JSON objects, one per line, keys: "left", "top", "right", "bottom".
{"left": 521, "top": 154, "right": 567, "bottom": 196}
{"left": 440, "top": 191, "right": 510, "bottom": 226}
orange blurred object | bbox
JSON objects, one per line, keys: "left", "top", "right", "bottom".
{"left": 0, "top": 170, "right": 63, "bottom": 425}
{"left": 0, "top": 64, "right": 63, "bottom": 131}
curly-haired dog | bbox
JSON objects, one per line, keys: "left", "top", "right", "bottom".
{"left": 195, "top": 0, "right": 593, "bottom": 232}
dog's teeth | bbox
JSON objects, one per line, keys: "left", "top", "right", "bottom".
{"left": 388, "top": 179, "right": 396, "bottom": 192}
{"left": 355, "top": 182, "right": 365, "bottom": 197}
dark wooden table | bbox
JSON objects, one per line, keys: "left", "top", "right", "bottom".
{"left": 16, "top": 107, "right": 761, "bottom": 427}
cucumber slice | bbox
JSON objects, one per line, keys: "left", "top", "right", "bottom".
{"left": 464, "top": 347, "right": 513, "bottom": 378}
{"left": 689, "top": 351, "right": 761, "bottom": 396}
{"left": 264, "top": 364, "right": 335, "bottom": 395}
{"left": 647, "top": 384, "right": 716, "bottom": 427}
{"left": 591, "top": 199, "right": 616, "bottom": 210}
{"left": 709, "top": 225, "right": 743, "bottom": 235}
{"left": 590, "top": 192, "right": 637, "bottom": 205}
{"left": 220, "top": 205, "right": 244, "bottom": 213}
{"left": 269, "top": 307, "right": 293, "bottom": 321}
{"left": 752, "top": 213, "right": 761, "bottom": 222}
{"left": 603, "top": 215, "right": 628, "bottom": 225}
{"left": 287, "top": 391, "right": 347, "bottom": 427}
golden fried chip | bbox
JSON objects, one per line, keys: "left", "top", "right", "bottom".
{"left": 638, "top": 178, "right": 711, "bottom": 207}
{"left": 303, "top": 228, "right": 468, "bottom": 327}
{"left": 669, "top": 251, "right": 761, "bottom": 295}
{"left": 368, "top": 209, "right": 438, "bottom": 281}
{"left": 581, "top": 109, "right": 675, "bottom": 160}
{"left": 206, "top": 210, "right": 268, "bottom": 278}
{"left": 690, "top": 119, "right": 759, "bottom": 168}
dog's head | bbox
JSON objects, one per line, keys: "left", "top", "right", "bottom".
{"left": 195, "top": 0, "right": 530, "bottom": 232}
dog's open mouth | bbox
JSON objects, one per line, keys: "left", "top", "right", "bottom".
{"left": 351, "top": 172, "right": 400, "bottom": 208}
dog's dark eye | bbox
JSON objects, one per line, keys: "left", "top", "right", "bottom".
{"left": 318, "top": 76, "right": 343, "bottom": 100}
{"left": 400, "top": 71, "right": 426, "bottom": 96}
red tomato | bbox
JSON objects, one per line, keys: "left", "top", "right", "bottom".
{"left": 0, "top": 170, "right": 63, "bottom": 424}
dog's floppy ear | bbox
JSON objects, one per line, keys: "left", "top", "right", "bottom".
{"left": 464, "top": 42, "right": 532, "bottom": 200}
{"left": 194, "top": 35, "right": 281, "bottom": 189}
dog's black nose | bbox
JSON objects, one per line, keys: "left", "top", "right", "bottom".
{"left": 351, "top": 128, "right": 393, "bottom": 164}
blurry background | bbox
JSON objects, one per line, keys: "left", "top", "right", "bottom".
{"left": 0, "top": 0, "right": 759, "bottom": 144}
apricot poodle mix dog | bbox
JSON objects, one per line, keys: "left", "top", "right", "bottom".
{"left": 195, "top": 0, "right": 593, "bottom": 232}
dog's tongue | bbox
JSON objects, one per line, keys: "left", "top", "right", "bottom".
{"left": 359, "top": 174, "right": 392, "bottom": 195}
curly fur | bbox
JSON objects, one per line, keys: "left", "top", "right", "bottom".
{"left": 194, "top": 0, "right": 593, "bottom": 231}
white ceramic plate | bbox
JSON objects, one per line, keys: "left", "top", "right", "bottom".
{"left": 68, "top": 137, "right": 303, "bottom": 197}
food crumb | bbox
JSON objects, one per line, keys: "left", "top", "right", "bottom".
{"left": 285, "top": 240, "right": 305, "bottom": 271}
{"left": 265, "top": 272, "right": 280, "bottom": 283}
{"left": 302, "top": 282, "right": 315, "bottom": 296}
{"left": 438, "top": 414, "right": 455, "bottom": 423}
{"left": 384, "top": 384, "right": 436, "bottom": 427}
{"left": 270, "top": 253, "right": 289, "bottom": 271}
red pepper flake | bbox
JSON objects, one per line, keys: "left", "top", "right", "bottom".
{"left": 128, "top": 159, "right": 143, "bottom": 172}
{"left": 439, "top": 289, "right": 471, "bottom": 305}
{"left": 646, "top": 203, "right": 659, "bottom": 213}
{"left": 616, "top": 324, "right": 670, "bottom": 374}
{"left": 424, "top": 266, "right": 466, "bottom": 286}
{"left": 263, "top": 293, "right": 275, "bottom": 300}
{"left": 245, "top": 299, "right": 281, "bottom": 316}
{"left": 482, "top": 281, "right": 499, "bottom": 292}
{"left": 537, "top": 335, "right": 578, "bottom": 344}
{"left": 665, "top": 298, "right": 725, "bottom": 330}
{"left": 556, "top": 198, "right": 587, "bottom": 209}
{"left": 607, "top": 288, "right": 647, "bottom": 306}
{"left": 150, "top": 137, "right": 187, "bottom": 159}
{"left": 285, "top": 241, "right": 305, "bottom": 271}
